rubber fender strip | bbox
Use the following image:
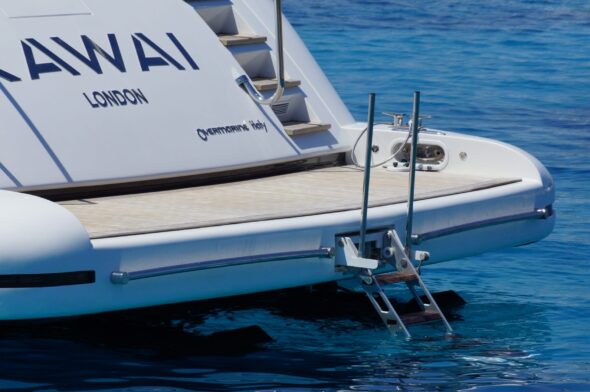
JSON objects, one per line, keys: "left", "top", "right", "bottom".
{"left": 0, "top": 271, "right": 95, "bottom": 288}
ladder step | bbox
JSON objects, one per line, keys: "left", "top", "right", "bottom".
{"left": 218, "top": 33, "right": 267, "bottom": 47}
{"left": 400, "top": 308, "right": 442, "bottom": 326}
{"left": 283, "top": 122, "right": 331, "bottom": 136}
{"left": 375, "top": 271, "right": 418, "bottom": 285}
{"left": 252, "top": 77, "right": 301, "bottom": 92}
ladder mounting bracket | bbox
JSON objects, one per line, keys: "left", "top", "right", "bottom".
{"left": 335, "top": 237, "right": 380, "bottom": 270}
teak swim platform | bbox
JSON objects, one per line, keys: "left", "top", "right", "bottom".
{"left": 60, "top": 167, "right": 521, "bottom": 239}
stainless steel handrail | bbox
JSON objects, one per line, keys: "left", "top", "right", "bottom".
{"left": 111, "top": 247, "right": 333, "bottom": 284}
{"left": 405, "top": 92, "right": 420, "bottom": 255}
{"left": 411, "top": 207, "right": 552, "bottom": 245}
{"left": 359, "top": 93, "right": 376, "bottom": 258}
{"left": 235, "top": 0, "right": 285, "bottom": 105}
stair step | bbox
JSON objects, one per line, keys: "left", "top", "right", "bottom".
{"left": 376, "top": 271, "right": 418, "bottom": 285}
{"left": 252, "top": 77, "right": 301, "bottom": 92}
{"left": 400, "top": 308, "right": 442, "bottom": 326}
{"left": 218, "top": 33, "right": 267, "bottom": 47}
{"left": 283, "top": 122, "right": 331, "bottom": 136}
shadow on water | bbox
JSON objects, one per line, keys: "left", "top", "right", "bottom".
{"left": 0, "top": 284, "right": 556, "bottom": 391}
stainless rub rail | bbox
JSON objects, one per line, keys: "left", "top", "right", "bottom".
{"left": 411, "top": 207, "right": 553, "bottom": 245}
{"left": 111, "top": 247, "right": 333, "bottom": 284}
{"left": 110, "top": 208, "right": 552, "bottom": 284}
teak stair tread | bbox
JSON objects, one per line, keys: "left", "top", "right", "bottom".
{"left": 283, "top": 122, "right": 331, "bottom": 136}
{"left": 218, "top": 33, "right": 267, "bottom": 47}
{"left": 376, "top": 271, "right": 418, "bottom": 285}
{"left": 400, "top": 308, "right": 442, "bottom": 325}
{"left": 252, "top": 77, "right": 301, "bottom": 92}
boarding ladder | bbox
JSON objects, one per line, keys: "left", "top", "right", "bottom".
{"left": 336, "top": 229, "right": 453, "bottom": 339}
{"left": 337, "top": 92, "right": 453, "bottom": 339}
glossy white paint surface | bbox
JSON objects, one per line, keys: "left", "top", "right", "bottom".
{"left": 0, "top": 0, "right": 555, "bottom": 320}
{"left": 0, "top": 0, "right": 350, "bottom": 191}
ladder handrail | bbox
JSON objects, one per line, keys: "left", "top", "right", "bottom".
{"left": 235, "top": 0, "right": 285, "bottom": 106}
{"left": 359, "top": 93, "right": 376, "bottom": 258}
{"left": 405, "top": 91, "right": 420, "bottom": 254}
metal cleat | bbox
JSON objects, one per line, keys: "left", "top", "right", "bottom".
{"left": 383, "top": 112, "right": 406, "bottom": 127}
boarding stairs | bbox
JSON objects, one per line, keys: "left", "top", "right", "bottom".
{"left": 188, "top": 0, "right": 331, "bottom": 136}
{"left": 337, "top": 229, "right": 453, "bottom": 339}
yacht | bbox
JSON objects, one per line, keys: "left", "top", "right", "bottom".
{"left": 0, "top": 0, "right": 554, "bottom": 335}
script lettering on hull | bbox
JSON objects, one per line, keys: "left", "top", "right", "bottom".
{"left": 196, "top": 120, "right": 269, "bottom": 142}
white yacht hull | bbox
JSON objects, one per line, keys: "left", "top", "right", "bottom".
{"left": 0, "top": 134, "right": 554, "bottom": 320}
{"left": 0, "top": 0, "right": 555, "bottom": 321}
{"left": 0, "top": 203, "right": 553, "bottom": 321}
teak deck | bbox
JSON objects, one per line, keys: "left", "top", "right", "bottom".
{"left": 59, "top": 166, "right": 520, "bottom": 239}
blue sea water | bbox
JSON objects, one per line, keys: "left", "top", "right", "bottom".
{"left": 1, "top": 0, "right": 589, "bottom": 391}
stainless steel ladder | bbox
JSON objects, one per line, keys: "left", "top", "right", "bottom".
{"left": 337, "top": 229, "right": 453, "bottom": 339}
{"left": 339, "top": 91, "right": 453, "bottom": 339}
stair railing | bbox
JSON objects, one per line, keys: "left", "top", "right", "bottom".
{"left": 235, "top": 0, "right": 285, "bottom": 105}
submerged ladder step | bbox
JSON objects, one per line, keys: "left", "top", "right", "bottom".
{"left": 283, "top": 122, "right": 331, "bottom": 136}
{"left": 252, "top": 77, "right": 301, "bottom": 92}
{"left": 400, "top": 308, "right": 442, "bottom": 326}
{"left": 218, "top": 33, "right": 267, "bottom": 47}
{"left": 375, "top": 271, "right": 418, "bottom": 285}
